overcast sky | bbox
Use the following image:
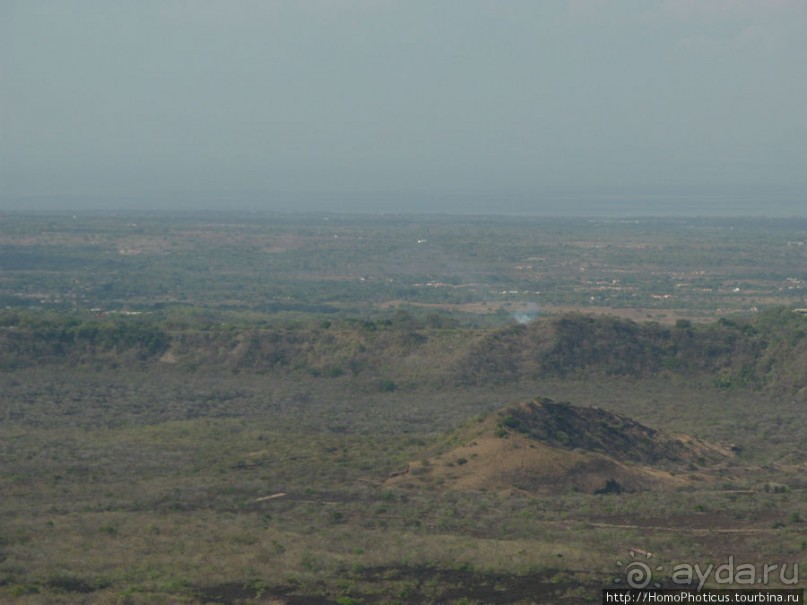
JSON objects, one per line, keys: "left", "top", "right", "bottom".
{"left": 1, "top": 0, "right": 806, "bottom": 215}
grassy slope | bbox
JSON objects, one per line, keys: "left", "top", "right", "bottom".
{"left": 0, "top": 310, "right": 805, "bottom": 603}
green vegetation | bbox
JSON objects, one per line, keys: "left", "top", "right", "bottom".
{"left": 1, "top": 212, "right": 805, "bottom": 319}
{"left": 2, "top": 306, "right": 805, "bottom": 399}
{"left": 0, "top": 212, "right": 805, "bottom": 603}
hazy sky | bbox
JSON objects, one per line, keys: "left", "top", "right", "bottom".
{"left": 2, "top": 0, "right": 806, "bottom": 214}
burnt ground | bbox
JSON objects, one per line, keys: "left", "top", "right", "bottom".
{"left": 193, "top": 567, "right": 618, "bottom": 604}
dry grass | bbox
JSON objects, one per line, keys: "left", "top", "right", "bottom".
{"left": 1, "top": 362, "right": 805, "bottom": 602}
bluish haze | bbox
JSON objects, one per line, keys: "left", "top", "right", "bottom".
{"left": 2, "top": 0, "right": 805, "bottom": 214}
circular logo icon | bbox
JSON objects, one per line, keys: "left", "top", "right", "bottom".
{"left": 615, "top": 551, "right": 663, "bottom": 589}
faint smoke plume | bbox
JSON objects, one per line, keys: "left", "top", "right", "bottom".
{"left": 513, "top": 304, "right": 540, "bottom": 324}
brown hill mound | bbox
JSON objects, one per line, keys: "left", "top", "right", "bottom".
{"left": 386, "top": 397, "right": 732, "bottom": 495}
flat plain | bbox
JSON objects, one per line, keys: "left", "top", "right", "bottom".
{"left": 0, "top": 212, "right": 805, "bottom": 603}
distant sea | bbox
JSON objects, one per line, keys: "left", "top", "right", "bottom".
{"left": 1, "top": 191, "right": 804, "bottom": 218}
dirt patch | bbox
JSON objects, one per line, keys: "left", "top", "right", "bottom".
{"left": 388, "top": 397, "right": 730, "bottom": 495}
{"left": 588, "top": 511, "right": 782, "bottom": 532}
